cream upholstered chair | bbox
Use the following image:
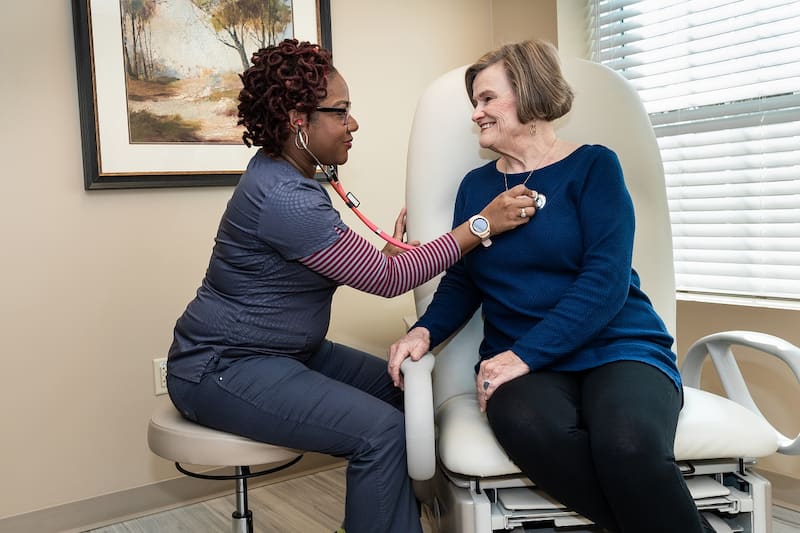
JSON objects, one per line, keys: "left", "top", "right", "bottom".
{"left": 148, "top": 403, "right": 303, "bottom": 533}
{"left": 401, "top": 58, "right": 800, "bottom": 533}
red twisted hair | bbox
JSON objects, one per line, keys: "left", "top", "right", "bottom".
{"left": 237, "top": 39, "right": 335, "bottom": 155}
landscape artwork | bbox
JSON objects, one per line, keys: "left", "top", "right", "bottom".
{"left": 120, "top": 0, "right": 294, "bottom": 144}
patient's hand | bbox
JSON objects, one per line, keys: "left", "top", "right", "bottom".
{"left": 477, "top": 350, "right": 530, "bottom": 412}
{"left": 388, "top": 326, "right": 431, "bottom": 389}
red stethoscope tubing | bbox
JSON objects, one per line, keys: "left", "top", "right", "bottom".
{"left": 326, "top": 176, "right": 415, "bottom": 251}
{"left": 296, "top": 120, "right": 415, "bottom": 251}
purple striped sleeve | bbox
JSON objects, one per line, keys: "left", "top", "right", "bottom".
{"left": 299, "top": 228, "right": 460, "bottom": 297}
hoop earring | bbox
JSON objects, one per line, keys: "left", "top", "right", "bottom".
{"left": 294, "top": 128, "right": 309, "bottom": 150}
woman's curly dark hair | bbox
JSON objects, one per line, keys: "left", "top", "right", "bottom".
{"left": 237, "top": 39, "right": 335, "bottom": 155}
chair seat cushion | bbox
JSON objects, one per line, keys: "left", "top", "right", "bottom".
{"left": 437, "top": 387, "right": 779, "bottom": 478}
{"left": 674, "top": 387, "right": 778, "bottom": 460}
{"left": 148, "top": 403, "right": 301, "bottom": 467}
{"left": 437, "top": 395, "right": 519, "bottom": 478}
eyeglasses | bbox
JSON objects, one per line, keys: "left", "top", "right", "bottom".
{"left": 315, "top": 105, "right": 351, "bottom": 125}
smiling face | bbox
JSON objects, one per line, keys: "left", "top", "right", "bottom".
{"left": 306, "top": 72, "right": 359, "bottom": 166}
{"left": 470, "top": 62, "right": 524, "bottom": 152}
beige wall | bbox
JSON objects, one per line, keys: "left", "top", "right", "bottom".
{"left": 557, "top": 0, "right": 590, "bottom": 58}
{"left": 492, "top": 0, "right": 557, "bottom": 45}
{"left": 1, "top": 1, "right": 232, "bottom": 518}
{"left": 3, "top": 0, "right": 798, "bottom": 526}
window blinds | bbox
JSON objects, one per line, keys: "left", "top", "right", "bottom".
{"left": 589, "top": 0, "right": 800, "bottom": 303}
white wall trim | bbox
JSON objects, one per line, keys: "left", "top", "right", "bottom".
{"left": 758, "top": 468, "right": 800, "bottom": 516}
{"left": 677, "top": 292, "right": 800, "bottom": 312}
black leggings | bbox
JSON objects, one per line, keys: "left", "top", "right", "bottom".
{"left": 486, "top": 361, "right": 703, "bottom": 533}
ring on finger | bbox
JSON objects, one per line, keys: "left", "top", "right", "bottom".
{"left": 520, "top": 207, "right": 527, "bottom": 219}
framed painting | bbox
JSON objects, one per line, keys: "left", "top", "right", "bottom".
{"left": 72, "top": 0, "right": 332, "bottom": 189}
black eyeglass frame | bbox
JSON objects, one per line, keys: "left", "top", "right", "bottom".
{"left": 315, "top": 106, "right": 351, "bottom": 125}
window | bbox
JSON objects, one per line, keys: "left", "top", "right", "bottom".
{"left": 589, "top": 0, "right": 800, "bottom": 306}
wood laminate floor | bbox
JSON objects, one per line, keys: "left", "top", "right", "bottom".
{"left": 86, "top": 468, "right": 351, "bottom": 533}
{"left": 85, "top": 466, "right": 800, "bottom": 532}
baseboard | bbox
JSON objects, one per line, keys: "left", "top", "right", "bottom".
{"left": 756, "top": 468, "right": 800, "bottom": 514}
{"left": 0, "top": 453, "right": 344, "bottom": 533}
{"left": 773, "top": 505, "right": 800, "bottom": 528}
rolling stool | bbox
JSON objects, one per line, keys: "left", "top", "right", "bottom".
{"left": 148, "top": 403, "right": 304, "bottom": 533}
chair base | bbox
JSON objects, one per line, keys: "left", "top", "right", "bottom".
{"left": 175, "top": 458, "right": 303, "bottom": 533}
{"left": 232, "top": 509, "right": 253, "bottom": 533}
{"left": 422, "top": 459, "right": 771, "bottom": 533}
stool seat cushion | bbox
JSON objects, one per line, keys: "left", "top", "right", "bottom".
{"left": 148, "top": 403, "right": 301, "bottom": 467}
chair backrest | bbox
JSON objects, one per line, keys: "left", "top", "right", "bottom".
{"left": 405, "top": 58, "right": 676, "bottom": 411}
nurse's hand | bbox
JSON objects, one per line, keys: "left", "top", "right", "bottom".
{"left": 480, "top": 184, "right": 541, "bottom": 236}
{"left": 388, "top": 326, "right": 431, "bottom": 389}
{"left": 381, "top": 207, "right": 420, "bottom": 257}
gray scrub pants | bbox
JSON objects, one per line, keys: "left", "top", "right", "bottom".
{"left": 167, "top": 340, "right": 422, "bottom": 533}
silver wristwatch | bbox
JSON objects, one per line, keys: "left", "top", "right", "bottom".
{"left": 468, "top": 214, "right": 492, "bottom": 247}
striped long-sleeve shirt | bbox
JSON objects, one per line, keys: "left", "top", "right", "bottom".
{"left": 301, "top": 228, "right": 459, "bottom": 298}
{"left": 169, "top": 152, "right": 461, "bottom": 381}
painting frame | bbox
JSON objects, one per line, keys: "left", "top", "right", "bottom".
{"left": 72, "top": 0, "right": 332, "bottom": 190}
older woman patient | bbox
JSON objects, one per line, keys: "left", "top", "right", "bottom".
{"left": 389, "top": 39, "right": 714, "bottom": 533}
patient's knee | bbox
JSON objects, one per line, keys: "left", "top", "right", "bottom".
{"left": 592, "top": 428, "right": 670, "bottom": 473}
{"left": 487, "top": 391, "right": 574, "bottom": 453}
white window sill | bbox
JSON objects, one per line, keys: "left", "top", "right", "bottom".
{"left": 677, "top": 292, "right": 800, "bottom": 312}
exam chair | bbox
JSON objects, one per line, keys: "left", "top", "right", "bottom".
{"left": 401, "top": 58, "right": 800, "bottom": 533}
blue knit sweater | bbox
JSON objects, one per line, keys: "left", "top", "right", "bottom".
{"left": 415, "top": 144, "right": 681, "bottom": 389}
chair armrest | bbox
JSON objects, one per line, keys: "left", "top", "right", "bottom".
{"left": 682, "top": 330, "right": 800, "bottom": 454}
{"left": 401, "top": 353, "right": 436, "bottom": 480}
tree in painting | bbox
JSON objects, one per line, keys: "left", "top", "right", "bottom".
{"left": 190, "top": 0, "right": 292, "bottom": 70}
{"left": 119, "top": 0, "right": 294, "bottom": 144}
{"left": 121, "top": 0, "right": 158, "bottom": 80}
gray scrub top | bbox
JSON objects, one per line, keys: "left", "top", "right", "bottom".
{"left": 168, "top": 151, "right": 348, "bottom": 382}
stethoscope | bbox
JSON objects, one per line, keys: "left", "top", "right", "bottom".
{"left": 294, "top": 122, "right": 547, "bottom": 252}
{"left": 295, "top": 123, "right": 415, "bottom": 251}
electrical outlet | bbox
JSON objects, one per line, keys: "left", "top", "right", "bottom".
{"left": 153, "top": 358, "right": 168, "bottom": 396}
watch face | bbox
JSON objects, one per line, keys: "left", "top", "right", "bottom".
{"left": 472, "top": 218, "right": 489, "bottom": 233}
